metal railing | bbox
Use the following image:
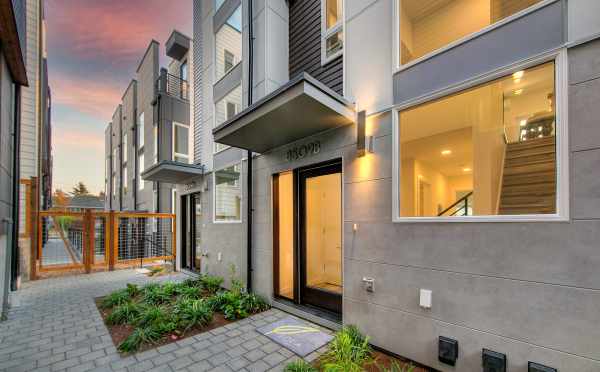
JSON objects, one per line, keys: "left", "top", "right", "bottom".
{"left": 438, "top": 192, "right": 474, "bottom": 217}
{"left": 35, "top": 210, "right": 176, "bottom": 278}
{"left": 156, "top": 72, "right": 189, "bottom": 101}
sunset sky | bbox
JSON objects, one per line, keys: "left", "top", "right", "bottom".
{"left": 46, "top": 0, "right": 192, "bottom": 194}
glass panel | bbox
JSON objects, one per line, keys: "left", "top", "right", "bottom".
{"left": 277, "top": 172, "right": 294, "bottom": 300}
{"left": 180, "top": 61, "right": 188, "bottom": 81}
{"left": 215, "top": 85, "right": 241, "bottom": 153}
{"left": 123, "top": 134, "right": 127, "bottom": 163}
{"left": 215, "top": 164, "right": 242, "bottom": 221}
{"left": 399, "top": 0, "right": 544, "bottom": 65}
{"left": 215, "top": 6, "right": 242, "bottom": 80}
{"left": 399, "top": 62, "right": 556, "bottom": 217}
{"left": 138, "top": 112, "right": 144, "bottom": 148}
{"left": 305, "top": 173, "right": 342, "bottom": 294}
{"left": 138, "top": 153, "right": 144, "bottom": 191}
{"left": 326, "top": 0, "right": 342, "bottom": 29}
{"left": 326, "top": 30, "right": 343, "bottom": 58}
{"left": 215, "top": 0, "right": 225, "bottom": 11}
{"left": 123, "top": 166, "right": 128, "bottom": 195}
{"left": 194, "top": 196, "right": 202, "bottom": 271}
{"left": 174, "top": 124, "right": 189, "bottom": 156}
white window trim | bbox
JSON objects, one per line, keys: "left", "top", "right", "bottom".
{"left": 392, "top": 0, "right": 559, "bottom": 74}
{"left": 213, "top": 85, "right": 241, "bottom": 154}
{"left": 172, "top": 121, "right": 190, "bottom": 163}
{"left": 391, "top": 49, "right": 569, "bottom": 223}
{"left": 138, "top": 153, "right": 145, "bottom": 191}
{"left": 321, "top": 0, "right": 343, "bottom": 66}
{"left": 138, "top": 112, "right": 145, "bottom": 149}
{"left": 213, "top": 4, "right": 242, "bottom": 85}
{"left": 212, "top": 162, "right": 243, "bottom": 224}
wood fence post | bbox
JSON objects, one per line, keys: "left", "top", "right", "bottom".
{"left": 30, "top": 177, "right": 38, "bottom": 280}
{"left": 83, "top": 209, "right": 92, "bottom": 274}
{"left": 108, "top": 211, "right": 116, "bottom": 271}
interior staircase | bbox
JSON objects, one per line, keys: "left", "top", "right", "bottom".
{"left": 498, "top": 136, "right": 556, "bottom": 215}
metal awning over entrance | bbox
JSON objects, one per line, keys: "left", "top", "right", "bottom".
{"left": 212, "top": 73, "right": 355, "bottom": 153}
{"left": 141, "top": 161, "right": 204, "bottom": 184}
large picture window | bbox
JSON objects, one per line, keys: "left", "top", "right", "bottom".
{"left": 397, "top": 0, "right": 545, "bottom": 66}
{"left": 214, "top": 84, "right": 241, "bottom": 153}
{"left": 138, "top": 112, "right": 144, "bottom": 149}
{"left": 215, "top": 6, "right": 242, "bottom": 81}
{"left": 214, "top": 164, "right": 242, "bottom": 222}
{"left": 397, "top": 61, "right": 559, "bottom": 219}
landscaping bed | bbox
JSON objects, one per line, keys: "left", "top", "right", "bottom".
{"left": 285, "top": 326, "right": 432, "bottom": 372}
{"left": 96, "top": 273, "right": 269, "bottom": 354}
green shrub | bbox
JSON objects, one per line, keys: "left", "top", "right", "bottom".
{"left": 118, "top": 326, "right": 162, "bottom": 353}
{"left": 135, "top": 305, "right": 170, "bottom": 328}
{"left": 175, "top": 283, "right": 201, "bottom": 300}
{"left": 125, "top": 283, "right": 140, "bottom": 298}
{"left": 100, "top": 289, "right": 130, "bottom": 309}
{"left": 200, "top": 275, "right": 224, "bottom": 294}
{"left": 322, "top": 326, "right": 372, "bottom": 372}
{"left": 174, "top": 298, "right": 213, "bottom": 331}
{"left": 106, "top": 301, "right": 141, "bottom": 325}
{"left": 382, "top": 361, "right": 416, "bottom": 372}
{"left": 142, "top": 284, "right": 171, "bottom": 305}
{"left": 283, "top": 360, "right": 318, "bottom": 372}
{"left": 240, "top": 293, "right": 270, "bottom": 313}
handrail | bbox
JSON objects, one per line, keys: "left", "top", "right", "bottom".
{"left": 156, "top": 72, "right": 189, "bottom": 101}
{"left": 438, "top": 191, "right": 473, "bottom": 217}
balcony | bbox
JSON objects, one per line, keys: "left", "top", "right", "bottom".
{"left": 156, "top": 69, "right": 189, "bottom": 101}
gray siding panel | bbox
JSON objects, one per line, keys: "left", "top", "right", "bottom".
{"left": 393, "top": 1, "right": 565, "bottom": 105}
{"left": 289, "top": 0, "right": 343, "bottom": 95}
{"left": 193, "top": 0, "right": 203, "bottom": 165}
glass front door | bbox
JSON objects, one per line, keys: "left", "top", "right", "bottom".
{"left": 182, "top": 193, "right": 202, "bottom": 273}
{"left": 272, "top": 160, "right": 343, "bottom": 315}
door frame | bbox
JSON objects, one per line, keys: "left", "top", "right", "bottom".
{"left": 181, "top": 192, "right": 202, "bottom": 272}
{"left": 272, "top": 158, "right": 343, "bottom": 315}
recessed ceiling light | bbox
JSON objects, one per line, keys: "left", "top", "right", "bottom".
{"left": 462, "top": 167, "right": 471, "bottom": 172}
{"left": 441, "top": 149, "right": 452, "bottom": 156}
{"left": 520, "top": 119, "right": 527, "bottom": 127}
{"left": 513, "top": 70, "right": 524, "bottom": 80}
{"left": 514, "top": 89, "right": 523, "bottom": 95}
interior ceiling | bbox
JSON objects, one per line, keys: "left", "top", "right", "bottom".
{"left": 402, "top": 0, "right": 454, "bottom": 20}
{"left": 402, "top": 127, "right": 473, "bottom": 178}
{"left": 400, "top": 62, "right": 554, "bottom": 143}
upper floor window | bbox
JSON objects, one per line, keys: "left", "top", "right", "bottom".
{"left": 396, "top": 60, "right": 561, "bottom": 221}
{"left": 138, "top": 112, "right": 145, "bottom": 149}
{"left": 139, "top": 153, "right": 145, "bottom": 191}
{"left": 180, "top": 61, "right": 188, "bottom": 82}
{"left": 123, "top": 134, "right": 128, "bottom": 163}
{"left": 321, "top": 0, "right": 343, "bottom": 64}
{"left": 397, "top": 0, "right": 545, "bottom": 66}
{"left": 123, "top": 165, "right": 128, "bottom": 195}
{"left": 113, "top": 148, "right": 117, "bottom": 172}
{"left": 214, "top": 163, "right": 242, "bottom": 223}
{"left": 214, "top": 84, "right": 241, "bottom": 153}
{"left": 173, "top": 122, "right": 190, "bottom": 163}
{"left": 154, "top": 125, "right": 158, "bottom": 164}
{"left": 215, "top": 0, "right": 225, "bottom": 12}
{"left": 215, "top": 6, "right": 242, "bottom": 81}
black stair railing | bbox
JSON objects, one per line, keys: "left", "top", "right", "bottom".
{"left": 438, "top": 191, "right": 473, "bottom": 217}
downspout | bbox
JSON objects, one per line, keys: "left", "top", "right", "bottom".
{"left": 156, "top": 74, "right": 162, "bottom": 213}
{"left": 246, "top": 0, "right": 254, "bottom": 292}
{"left": 133, "top": 108, "right": 137, "bottom": 210}
{"left": 10, "top": 85, "right": 22, "bottom": 291}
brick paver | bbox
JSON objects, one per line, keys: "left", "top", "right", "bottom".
{"left": 0, "top": 270, "right": 329, "bottom": 372}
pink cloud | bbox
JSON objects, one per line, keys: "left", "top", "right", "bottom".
{"left": 53, "top": 130, "right": 104, "bottom": 151}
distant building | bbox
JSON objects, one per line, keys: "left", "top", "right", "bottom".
{"left": 67, "top": 195, "right": 104, "bottom": 212}
{"left": 105, "top": 31, "right": 192, "bottom": 214}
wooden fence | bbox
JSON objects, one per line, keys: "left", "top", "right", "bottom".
{"left": 34, "top": 210, "right": 176, "bottom": 279}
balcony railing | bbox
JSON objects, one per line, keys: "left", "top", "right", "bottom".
{"left": 156, "top": 70, "right": 189, "bottom": 101}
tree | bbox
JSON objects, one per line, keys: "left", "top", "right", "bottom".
{"left": 98, "top": 191, "right": 106, "bottom": 199}
{"left": 52, "top": 189, "right": 70, "bottom": 209}
{"left": 72, "top": 182, "right": 90, "bottom": 196}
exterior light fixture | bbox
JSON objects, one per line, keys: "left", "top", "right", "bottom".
{"left": 441, "top": 149, "right": 452, "bottom": 156}
{"left": 528, "top": 362, "right": 557, "bottom": 372}
{"left": 463, "top": 167, "right": 471, "bottom": 172}
{"left": 482, "top": 349, "right": 506, "bottom": 372}
{"left": 520, "top": 119, "right": 527, "bottom": 127}
{"left": 357, "top": 110, "right": 367, "bottom": 157}
{"left": 438, "top": 336, "right": 458, "bottom": 366}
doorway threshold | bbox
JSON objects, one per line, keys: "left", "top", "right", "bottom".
{"left": 272, "top": 298, "right": 342, "bottom": 331}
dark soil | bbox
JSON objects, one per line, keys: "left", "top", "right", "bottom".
{"left": 95, "top": 297, "right": 234, "bottom": 355}
{"left": 315, "top": 350, "right": 434, "bottom": 372}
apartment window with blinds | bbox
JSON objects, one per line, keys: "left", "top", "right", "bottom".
{"left": 321, "top": 0, "right": 343, "bottom": 64}
{"left": 138, "top": 112, "right": 144, "bottom": 149}
{"left": 397, "top": 0, "right": 545, "bottom": 66}
{"left": 139, "top": 153, "right": 145, "bottom": 191}
{"left": 123, "top": 134, "right": 128, "bottom": 163}
{"left": 214, "top": 163, "right": 242, "bottom": 223}
{"left": 173, "top": 122, "right": 190, "bottom": 163}
{"left": 396, "top": 61, "right": 559, "bottom": 220}
{"left": 215, "top": 6, "right": 242, "bottom": 81}
{"left": 214, "top": 84, "right": 241, "bottom": 153}
{"left": 123, "top": 165, "right": 128, "bottom": 195}
{"left": 154, "top": 125, "right": 158, "bottom": 163}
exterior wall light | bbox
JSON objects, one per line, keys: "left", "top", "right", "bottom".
{"left": 528, "top": 362, "right": 557, "bottom": 372}
{"left": 356, "top": 110, "right": 373, "bottom": 156}
{"left": 482, "top": 349, "right": 506, "bottom": 372}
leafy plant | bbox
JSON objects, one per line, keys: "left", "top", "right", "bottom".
{"left": 322, "top": 326, "right": 372, "bottom": 372}
{"left": 118, "top": 326, "right": 162, "bottom": 353}
{"left": 176, "top": 284, "right": 201, "bottom": 300}
{"left": 125, "top": 283, "right": 140, "bottom": 298}
{"left": 200, "top": 275, "right": 224, "bottom": 295}
{"left": 382, "top": 361, "right": 416, "bottom": 372}
{"left": 240, "top": 293, "right": 270, "bottom": 313}
{"left": 136, "top": 305, "right": 170, "bottom": 328}
{"left": 173, "top": 298, "right": 213, "bottom": 332}
{"left": 106, "top": 301, "right": 141, "bottom": 325}
{"left": 142, "top": 284, "right": 171, "bottom": 305}
{"left": 283, "top": 360, "right": 318, "bottom": 372}
{"left": 100, "top": 289, "right": 130, "bottom": 309}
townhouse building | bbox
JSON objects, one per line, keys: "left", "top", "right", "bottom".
{"left": 105, "top": 31, "right": 192, "bottom": 214}
{"left": 16, "top": 0, "right": 52, "bottom": 282}
{"left": 0, "top": 0, "right": 28, "bottom": 318}
{"left": 144, "top": 0, "right": 600, "bottom": 370}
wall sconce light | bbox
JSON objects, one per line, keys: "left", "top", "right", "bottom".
{"left": 482, "top": 349, "right": 506, "bottom": 372}
{"left": 438, "top": 336, "right": 458, "bottom": 366}
{"left": 357, "top": 110, "right": 367, "bottom": 157}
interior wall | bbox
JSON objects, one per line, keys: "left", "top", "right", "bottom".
{"left": 413, "top": 160, "right": 451, "bottom": 216}
{"left": 277, "top": 172, "right": 294, "bottom": 297}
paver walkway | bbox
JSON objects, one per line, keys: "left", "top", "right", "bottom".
{"left": 0, "top": 270, "right": 329, "bottom": 372}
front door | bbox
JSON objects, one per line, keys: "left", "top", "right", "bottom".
{"left": 299, "top": 161, "right": 342, "bottom": 313}
{"left": 182, "top": 193, "right": 202, "bottom": 273}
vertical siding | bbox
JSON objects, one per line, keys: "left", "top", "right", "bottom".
{"left": 193, "top": 0, "right": 204, "bottom": 165}
{"left": 289, "top": 0, "right": 343, "bottom": 95}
